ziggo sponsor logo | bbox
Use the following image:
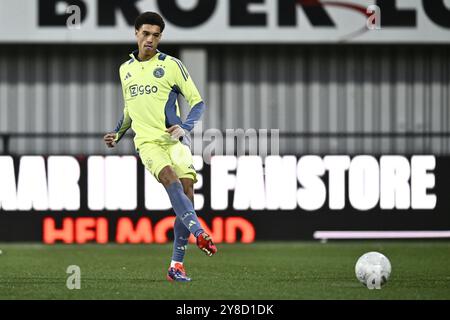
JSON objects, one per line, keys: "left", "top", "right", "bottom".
{"left": 130, "top": 84, "right": 158, "bottom": 97}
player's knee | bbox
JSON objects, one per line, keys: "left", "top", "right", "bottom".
{"left": 158, "top": 166, "right": 179, "bottom": 187}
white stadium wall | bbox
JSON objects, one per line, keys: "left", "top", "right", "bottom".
{"left": 0, "top": 44, "right": 449, "bottom": 155}
{"left": 205, "top": 45, "right": 450, "bottom": 155}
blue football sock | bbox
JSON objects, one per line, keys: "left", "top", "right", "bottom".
{"left": 172, "top": 217, "right": 191, "bottom": 263}
{"left": 165, "top": 181, "right": 204, "bottom": 237}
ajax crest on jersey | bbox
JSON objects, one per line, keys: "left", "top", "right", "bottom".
{"left": 153, "top": 67, "right": 165, "bottom": 78}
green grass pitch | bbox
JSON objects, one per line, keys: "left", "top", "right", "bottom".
{"left": 0, "top": 242, "right": 449, "bottom": 300}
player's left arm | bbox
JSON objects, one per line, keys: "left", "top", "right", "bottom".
{"left": 173, "top": 58, "right": 205, "bottom": 132}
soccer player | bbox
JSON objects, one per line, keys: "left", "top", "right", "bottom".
{"left": 103, "top": 12, "right": 217, "bottom": 282}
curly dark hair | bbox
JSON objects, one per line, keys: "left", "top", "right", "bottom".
{"left": 134, "top": 12, "right": 165, "bottom": 32}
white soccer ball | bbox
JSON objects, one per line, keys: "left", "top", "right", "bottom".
{"left": 355, "top": 251, "right": 391, "bottom": 289}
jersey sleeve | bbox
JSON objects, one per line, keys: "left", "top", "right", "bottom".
{"left": 114, "top": 68, "right": 132, "bottom": 143}
{"left": 171, "top": 58, "right": 206, "bottom": 132}
{"left": 113, "top": 104, "right": 132, "bottom": 143}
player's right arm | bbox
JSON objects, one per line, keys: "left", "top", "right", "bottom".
{"left": 104, "top": 105, "right": 132, "bottom": 148}
{"left": 104, "top": 64, "right": 132, "bottom": 148}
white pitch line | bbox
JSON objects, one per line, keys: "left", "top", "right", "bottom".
{"left": 313, "top": 231, "right": 450, "bottom": 239}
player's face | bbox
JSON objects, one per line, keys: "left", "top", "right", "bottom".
{"left": 135, "top": 24, "right": 162, "bottom": 56}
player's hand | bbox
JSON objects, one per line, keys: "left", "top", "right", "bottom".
{"left": 166, "top": 125, "right": 187, "bottom": 140}
{"left": 104, "top": 133, "right": 117, "bottom": 148}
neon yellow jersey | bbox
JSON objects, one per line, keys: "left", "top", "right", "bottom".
{"left": 114, "top": 50, "right": 204, "bottom": 150}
